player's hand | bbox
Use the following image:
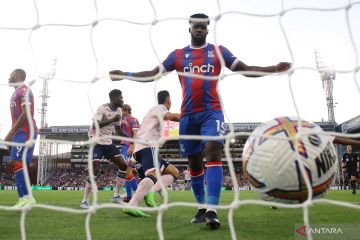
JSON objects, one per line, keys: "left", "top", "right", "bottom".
{"left": 275, "top": 62, "right": 291, "bottom": 72}
{"left": 112, "top": 114, "right": 121, "bottom": 123}
{"left": 109, "top": 70, "right": 125, "bottom": 81}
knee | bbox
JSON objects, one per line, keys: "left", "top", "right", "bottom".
{"left": 188, "top": 153, "right": 204, "bottom": 173}
{"left": 10, "top": 160, "right": 22, "bottom": 174}
{"left": 204, "top": 142, "right": 222, "bottom": 162}
{"left": 145, "top": 170, "right": 158, "bottom": 184}
{"left": 165, "top": 164, "right": 180, "bottom": 179}
{"left": 113, "top": 156, "right": 127, "bottom": 171}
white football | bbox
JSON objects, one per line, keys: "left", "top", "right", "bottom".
{"left": 242, "top": 116, "right": 338, "bottom": 203}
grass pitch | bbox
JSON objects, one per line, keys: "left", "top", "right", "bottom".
{"left": 0, "top": 190, "right": 359, "bottom": 240}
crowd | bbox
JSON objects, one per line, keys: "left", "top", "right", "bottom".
{"left": 45, "top": 168, "right": 118, "bottom": 188}
{"left": 0, "top": 176, "right": 15, "bottom": 186}
{"left": 0, "top": 167, "right": 248, "bottom": 189}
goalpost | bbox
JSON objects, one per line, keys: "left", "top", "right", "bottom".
{"left": 0, "top": 1, "right": 360, "bottom": 240}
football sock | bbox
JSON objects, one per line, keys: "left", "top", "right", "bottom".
{"left": 206, "top": 162, "right": 223, "bottom": 206}
{"left": 113, "top": 177, "right": 124, "bottom": 198}
{"left": 130, "top": 177, "right": 138, "bottom": 192}
{"left": 129, "top": 177, "right": 154, "bottom": 206}
{"left": 82, "top": 181, "right": 92, "bottom": 203}
{"left": 150, "top": 174, "right": 174, "bottom": 192}
{"left": 15, "top": 164, "right": 25, "bottom": 198}
{"left": 190, "top": 168, "right": 205, "bottom": 205}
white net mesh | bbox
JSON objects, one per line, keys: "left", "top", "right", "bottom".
{"left": 1, "top": 1, "right": 360, "bottom": 240}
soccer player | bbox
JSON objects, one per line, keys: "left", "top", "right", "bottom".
{"left": 341, "top": 145, "right": 359, "bottom": 195}
{"left": 80, "top": 89, "right": 128, "bottom": 208}
{"left": 183, "top": 167, "right": 191, "bottom": 190}
{"left": 5, "top": 69, "right": 37, "bottom": 209}
{"left": 112, "top": 104, "right": 140, "bottom": 203}
{"left": 109, "top": 13, "right": 291, "bottom": 229}
{"left": 123, "top": 90, "right": 180, "bottom": 217}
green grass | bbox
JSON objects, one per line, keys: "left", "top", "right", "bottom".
{"left": 0, "top": 190, "right": 359, "bottom": 240}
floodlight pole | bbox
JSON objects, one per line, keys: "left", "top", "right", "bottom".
{"left": 314, "top": 49, "right": 336, "bottom": 124}
{"left": 37, "top": 57, "right": 57, "bottom": 185}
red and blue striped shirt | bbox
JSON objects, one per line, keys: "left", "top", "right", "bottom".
{"left": 120, "top": 115, "right": 139, "bottom": 145}
{"left": 162, "top": 43, "right": 239, "bottom": 116}
{"left": 10, "top": 85, "right": 37, "bottom": 134}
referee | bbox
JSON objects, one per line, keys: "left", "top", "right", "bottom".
{"left": 342, "top": 145, "right": 360, "bottom": 194}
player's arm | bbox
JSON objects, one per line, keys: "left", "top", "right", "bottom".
{"left": 332, "top": 136, "right": 360, "bottom": 146}
{"left": 232, "top": 61, "right": 291, "bottom": 77}
{"left": 110, "top": 50, "right": 177, "bottom": 82}
{"left": 128, "top": 129, "right": 138, "bottom": 155}
{"left": 128, "top": 118, "right": 140, "bottom": 155}
{"left": 5, "top": 105, "right": 29, "bottom": 142}
{"left": 219, "top": 45, "right": 291, "bottom": 77}
{"left": 92, "top": 108, "right": 121, "bottom": 129}
{"left": 164, "top": 113, "right": 180, "bottom": 122}
{"left": 109, "top": 67, "right": 161, "bottom": 82}
{"left": 114, "top": 125, "right": 125, "bottom": 136}
{"left": 97, "top": 115, "right": 121, "bottom": 128}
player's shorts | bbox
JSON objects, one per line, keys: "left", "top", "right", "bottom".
{"left": 121, "top": 144, "right": 129, "bottom": 162}
{"left": 179, "top": 110, "right": 225, "bottom": 156}
{"left": 92, "top": 144, "right": 121, "bottom": 161}
{"left": 11, "top": 131, "right": 37, "bottom": 164}
{"left": 134, "top": 147, "right": 169, "bottom": 176}
{"left": 348, "top": 168, "right": 358, "bottom": 177}
{"left": 134, "top": 163, "right": 145, "bottom": 179}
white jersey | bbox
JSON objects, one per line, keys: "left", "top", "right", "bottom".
{"left": 88, "top": 103, "right": 122, "bottom": 145}
{"left": 134, "top": 104, "right": 168, "bottom": 152}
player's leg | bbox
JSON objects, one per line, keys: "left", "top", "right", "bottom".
{"left": 144, "top": 162, "right": 180, "bottom": 207}
{"left": 130, "top": 167, "right": 139, "bottom": 192}
{"left": 180, "top": 113, "right": 207, "bottom": 223}
{"left": 124, "top": 148, "right": 160, "bottom": 217}
{"left": 149, "top": 163, "right": 179, "bottom": 192}
{"left": 187, "top": 153, "right": 208, "bottom": 224}
{"left": 9, "top": 132, "right": 36, "bottom": 209}
{"left": 203, "top": 141, "right": 223, "bottom": 229}
{"left": 350, "top": 173, "right": 357, "bottom": 194}
{"left": 127, "top": 161, "right": 139, "bottom": 196}
{"left": 121, "top": 144, "right": 135, "bottom": 201}
{"left": 107, "top": 144, "right": 128, "bottom": 202}
{"left": 112, "top": 145, "right": 124, "bottom": 203}
{"left": 201, "top": 110, "right": 225, "bottom": 230}
{"left": 81, "top": 144, "right": 103, "bottom": 208}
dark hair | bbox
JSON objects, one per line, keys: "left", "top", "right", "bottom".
{"left": 189, "top": 13, "right": 210, "bottom": 25}
{"left": 109, "top": 89, "right": 122, "bottom": 100}
{"left": 13, "top": 69, "right": 26, "bottom": 81}
{"left": 157, "top": 90, "right": 170, "bottom": 105}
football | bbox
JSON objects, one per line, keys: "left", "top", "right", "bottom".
{"left": 242, "top": 116, "right": 338, "bottom": 203}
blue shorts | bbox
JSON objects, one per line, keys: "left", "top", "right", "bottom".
{"left": 93, "top": 144, "right": 121, "bottom": 161}
{"left": 121, "top": 144, "right": 129, "bottom": 160}
{"left": 11, "top": 131, "right": 37, "bottom": 164}
{"left": 179, "top": 110, "right": 225, "bottom": 156}
{"left": 134, "top": 147, "right": 169, "bottom": 175}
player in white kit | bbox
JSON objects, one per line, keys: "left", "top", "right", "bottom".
{"left": 80, "top": 89, "right": 128, "bottom": 209}
{"left": 123, "top": 90, "right": 181, "bottom": 217}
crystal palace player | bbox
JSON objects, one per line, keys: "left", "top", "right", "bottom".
{"left": 80, "top": 89, "right": 128, "bottom": 208}
{"left": 112, "top": 104, "right": 140, "bottom": 203}
{"left": 5, "top": 69, "right": 37, "bottom": 209}
{"left": 342, "top": 145, "right": 360, "bottom": 194}
{"left": 110, "top": 13, "right": 291, "bottom": 229}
